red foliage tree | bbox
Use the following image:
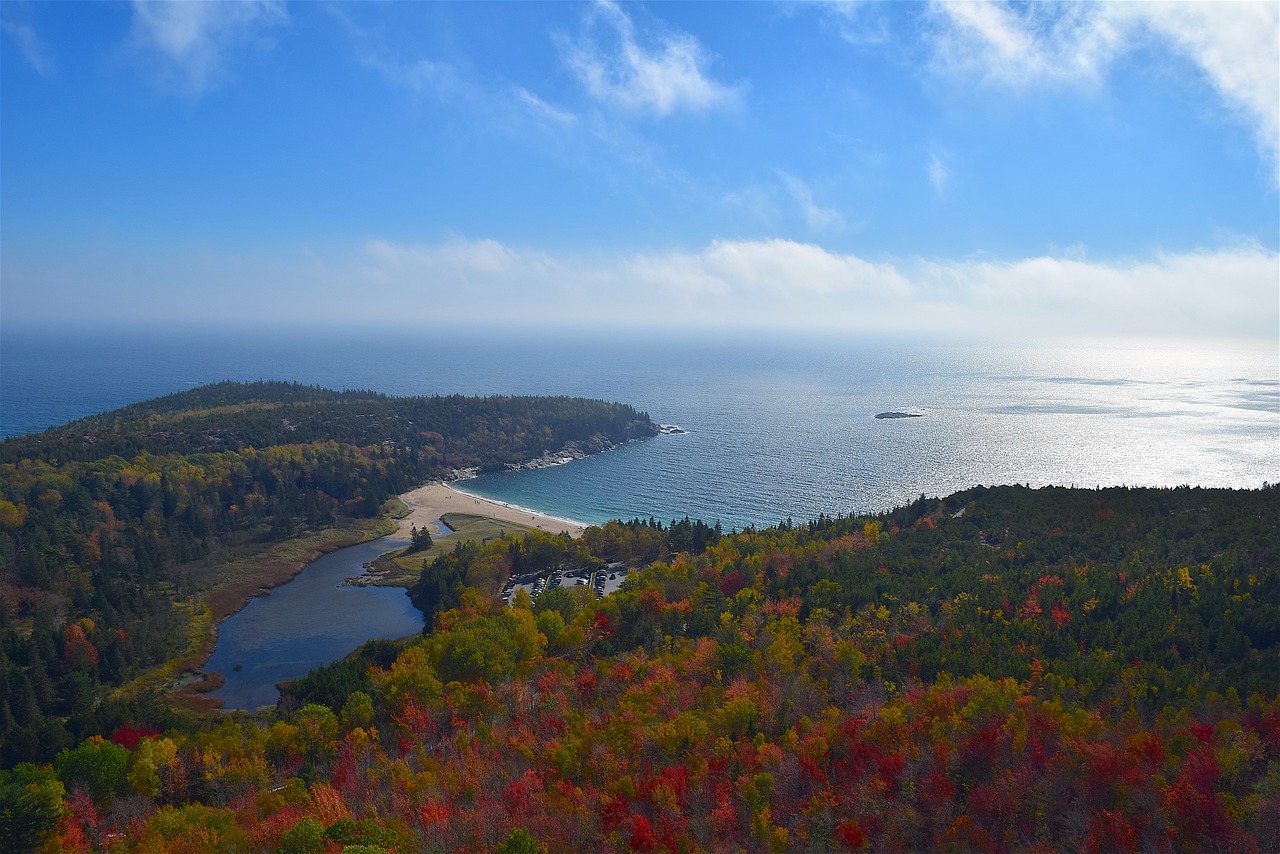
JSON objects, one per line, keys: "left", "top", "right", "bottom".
{"left": 1083, "top": 809, "right": 1139, "bottom": 854}
{"left": 62, "top": 623, "right": 99, "bottom": 671}
{"left": 629, "top": 814, "right": 657, "bottom": 851}
{"left": 111, "top": 725, "right": 161, "bottom": 750}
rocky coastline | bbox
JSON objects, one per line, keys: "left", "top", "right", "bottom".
{"left": 451, "top": 424, "right": 677, "bottom": 480}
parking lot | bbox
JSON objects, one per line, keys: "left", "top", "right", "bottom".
{"left": 501, "top": 562, "right": 630, "bottom": 605}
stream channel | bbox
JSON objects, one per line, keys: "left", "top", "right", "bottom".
{"left": 204, "top": 536, "right": 424, "bottom": 711}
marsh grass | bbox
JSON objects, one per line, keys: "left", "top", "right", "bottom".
{"left": 120, "top": 498, "right": 407, "bottom": 709}
{"left": 373, "top": 511, "right": 537, "bottom": 585}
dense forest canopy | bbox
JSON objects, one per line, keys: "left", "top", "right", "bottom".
{"left": 3, "top": 478, "right": 1277, "bottom": 851}
{"left": 0, "top": 381, "right": 656, "bottom": 468}
{"left": 0, "top": 382, "right": 655, "bottom": 770}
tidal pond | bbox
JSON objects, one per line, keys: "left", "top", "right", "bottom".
{"left": 205, "top": 537, "right": 423, "bottom": 711}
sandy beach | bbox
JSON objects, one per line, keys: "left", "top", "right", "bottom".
{"left": 395, "top": 482, "right": 588, "bottom": 538}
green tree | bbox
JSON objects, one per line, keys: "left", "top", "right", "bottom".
{"left": 0, "top": 762, "right": 65, "bottom": 852}
{"left": 293, "top": 704, "right": 339, "bottom": 773}
{"left": 496, "top": 827, "right": 544, "bottom": 854}
{"left": 410, "top": 525, "right": 434, "bottom": 552}
{"left": 278, "top": 817, "right": 326, "bottom": 853}
{"left": 427, "top": 605, "right": 546, "bottom": 684}
{"left": 340, "top": 691, "right": 375, "bottom": 732}
{"left": 55, "top": 736, "right": 129, "bottom": 803}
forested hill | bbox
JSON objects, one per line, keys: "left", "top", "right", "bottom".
{"left": 0, "top": 380, "right": 657, "bottom": 467}
{"left": 0, "top": 383, "right": 655, "bottom": 767}
{"left": 7, "top": 484, "right": 1277, "bottom": 852}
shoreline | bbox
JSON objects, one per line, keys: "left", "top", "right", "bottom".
{"left": 155, "top": 518, "right": 397, "bottom": 713}
{"left": 176, "top": 481, "right": 589, "bottom": 710}
{"left": 395, "top": 481, "right": 589, "bottom": 538}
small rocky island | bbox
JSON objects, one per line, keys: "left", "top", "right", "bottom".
{"left": 875, "top": 411, "right": 924, "bottom": 419}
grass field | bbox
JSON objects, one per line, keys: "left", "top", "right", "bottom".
{"left": 373, "top": 511, "right": 538, "bottom": 585}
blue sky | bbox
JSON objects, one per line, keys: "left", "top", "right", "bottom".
{"left": 2, "top": 1, "right": 1277, "bottom": 338}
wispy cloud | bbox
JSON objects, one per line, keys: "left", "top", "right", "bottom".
{"left": 383, "top": 56, "right": 465, "bottom": 98}
{"left": 1122, "top": 2, "right": 1280, "bottom": 184}
{"left": 815, "top": 0, "right": 892, "bottom": 47}
{"left": 1, "top": 18, "right": 56, "bottom": 78}
{"left": 514, "top": 86, "right": 578, "bottom": 126}
{"left": 928, "top": 1, "right": 1280, "bottom": 183}
{"left": 129, "top": 0, "right": 286, "bottom": 95}
{"left": 776, "top": 171, "right": 844, "bottom": 230}
{"left": 721, "top": 185, "right": 779, "bottom": 226}
{"left": 559, "top": 0, "right": 743, "bottom": 117}
{"left": 927, "top": 153, "right": 949, "bottom": 195}
{"left": 328, "top": 7, "right": 451, "bottom": 98}
{"left": 929, "top": 1, "right": 1122, "bottom": 88}
{"left": 335, "top": 8, "right": 577, "bottom": 135}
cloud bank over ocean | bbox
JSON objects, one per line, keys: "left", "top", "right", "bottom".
{"left": 6, "top": 237, "right": 1274, "bottom": 339}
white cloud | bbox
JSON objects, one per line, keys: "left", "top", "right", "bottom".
{"left": 909, "top": 246, "right": 1279, "bottom": 336}
{"left": 776, "top": 171, "right": 844, "bottom": 230}
{"left": 615, "top": 239, "right": 909, "bottom": 305}
{"left": 930, "top": 0, "right": 1123, "bottom": 88}
{"left": 351, "top": 238, "right": 1279, "bottom": 335}
{"left": 7, "top": 236, "right": 1273, "bottom": 338}
{"left": 928, "top": 1, "right": 1280, "bottom": 182}
{"left": 129, "top": 0, "right": 286, "bottom": 95}
{"left": 1120, "top": 3, "right": 1280, "bottom": 181}
{"left": 560, "top": 0, "right": 743, "bottom": 116}
{"left": 1, "top": 19, "right": 56, "bottom": 78}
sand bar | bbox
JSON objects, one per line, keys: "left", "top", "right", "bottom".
{"left": 395, "top": 482, "right": 588, "bottom": 538}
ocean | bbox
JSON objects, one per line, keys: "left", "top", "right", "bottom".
{"left": 3, "top": 324, "right": 1277, "bottom": 531}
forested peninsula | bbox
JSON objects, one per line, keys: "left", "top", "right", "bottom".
{"left": 1, "top": 385, "right": 1278, "bottom": 852}
{"left": 0, "top": 382, "right": 656, "bottom": 769}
